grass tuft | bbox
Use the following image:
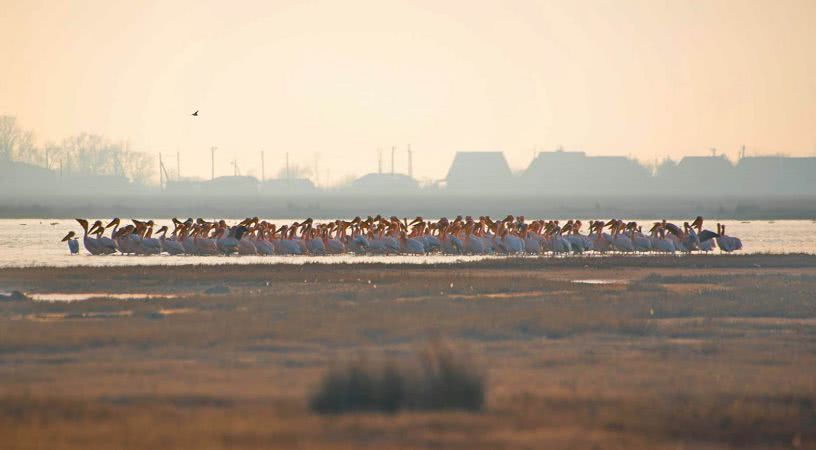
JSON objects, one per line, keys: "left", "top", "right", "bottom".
{"left": 309, "top": 342, "right": 484, "bottom": 414}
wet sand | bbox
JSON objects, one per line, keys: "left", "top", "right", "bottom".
{"left": 1, "top": 254, "right": 815, "bottom": 449}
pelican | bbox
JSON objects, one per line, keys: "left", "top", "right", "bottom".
{"left": 137, "top": 220, "right": 162, "bottom": 255}
{"left": 89, "top": 221, "right": 117, "bottom": 254}
{"left": 194, "top": 223, "right": 221, "bottom": 255}
{"left": 649, "top": 223, "right": 676, "bottom": 253}
{"left": 691, "top": 216, "right": 718, "bottom": 252}
{"left": 157, "top": 225, "right": 185, "bottom": 255}
{"left": 400, "top": 231, "right": 426, "bottom": 254}
{"left": 562, "top": 221, "right": 585, "bottom": 254}
{"left": 608, "top": 220, "right": 634, "bottom": 253}
{"left": 626, "top": 222, "right": 652, "bottom": 253}
{"left": 324, "top": 222, "right": 347, "bottom": 254}
{"left": 252, "top": 223, "right": 276, "bottom": 255}
{"left": 716, "top": 223, "right": 743, "bottom": 252}
{"left": 62, "top": 231, "right": 79, "bottom": 254}
{"left": 75, "top": 219, "right": 105, "bottom": 255}
{"left": 590, "top": 221, "right": 612, "bottom": 253}
{"left": 276, "top": 225, "right": 304, "bottom": 255}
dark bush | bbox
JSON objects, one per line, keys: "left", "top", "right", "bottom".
{"left": 309, "top": 342, "right": 484, "bottom": 414}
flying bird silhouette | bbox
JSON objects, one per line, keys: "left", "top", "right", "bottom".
{"left": 192, "top": 110, "right": 199, "bottom": 116}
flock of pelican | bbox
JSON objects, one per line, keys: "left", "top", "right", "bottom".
{"left": 61, "top": 215, "right": 743, "bottom": 256}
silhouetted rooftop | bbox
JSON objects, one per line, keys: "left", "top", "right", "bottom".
{"left": 446, "top": 152, "right": 512, "bottom": 191}
{"left": 347, "top": 173, "right": 419, "bottom": 192}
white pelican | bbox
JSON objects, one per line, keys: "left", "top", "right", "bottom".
{"left": 400, "top": 231, "right": 426, "bottom": 254}
{"left": 157, "top": 225, "right": 185, "bottom": 255}
{"left": 691, "top": 216, "right": 717, "bottom": 252}
{"left": 648, "top": 223, "right": 676, "bottom": 253}
{"left": 62, "top": 231, "right": 80, "bottom": 254}
{"left": 627, "top": 223, "right": 652, "bottom": 253}
{"left": 75, "top": 219, "right": 105, "bottom": 255}
{"left": 139, "top": 220, "right": 163, "bottom": 255}
{"left": 716, "top": 223, "right": 742, "bottom": 252}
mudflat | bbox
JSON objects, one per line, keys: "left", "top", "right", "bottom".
{"left": 1, "top": 255, "right": 815, "bottom": 449}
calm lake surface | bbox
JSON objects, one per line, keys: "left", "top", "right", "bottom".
{"left": 0, "top": 219, "right": 813, "bottom": 268}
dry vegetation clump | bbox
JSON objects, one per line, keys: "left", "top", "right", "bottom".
{"left": 310, "top": 342, "right": 484, "bottom": 414}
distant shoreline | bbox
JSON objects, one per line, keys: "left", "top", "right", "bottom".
{"left": 3, "top": 254, "right": 815, "bottom": 279}
{"left": 1, "top": 194, "right": 815, "bottom": 220}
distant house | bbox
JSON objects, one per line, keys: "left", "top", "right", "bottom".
{"left": 165, "top": 178, "right": 204, "bottom": 195}
{"left": 0, "top": 160, "right": 137, "bottom": 196}
{"left": 736, "top": 156, "right": 816, "bottom": 195}
{"left": 445, "top": 152, "right": 513, "bottom": 192}
{"left": 260, "top": 178, "right": 317, "bottom": 195}
{"left": 344, "top": 173, "right": 419, "bottom": 194}
{"left": 523, "top": 151, "right": 651, "bottom": 194}
{"left": 201, "top": 176, "right": 259, "bottom": 196}
{"left": 655, "top": 156, "right": 735, "bottom": 194}
{"left": 0, "top": 160, "right": 58, "bottom": 195}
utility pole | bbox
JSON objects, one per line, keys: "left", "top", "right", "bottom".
{"left": 261, "top": 151, "right": 265, "bottom": 182}
{"left": 407, "top": 144, "right": 413, "bottom": 178}
{"left": 314, "top": 153, "right": 319, "bottom": 187}
{"left": 211, "top": 146, "right": 217, "bottom": 180}
{"left": 391, "top": 146, "right": 395, "bottom": 175}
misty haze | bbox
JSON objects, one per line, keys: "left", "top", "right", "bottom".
{"left": 2, "top": 1, "right": 816, "bottom": 449}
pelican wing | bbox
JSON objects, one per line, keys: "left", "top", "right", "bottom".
{"left": 664, "top": 223, "right": 682, "bottom": 237}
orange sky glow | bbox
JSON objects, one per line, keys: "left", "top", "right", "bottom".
{"left": 2, "top": 0, "right": 815, "bottom": 183}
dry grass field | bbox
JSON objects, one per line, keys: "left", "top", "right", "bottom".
{"left": 1, "top": 255, "right": 815, "bottom": 449}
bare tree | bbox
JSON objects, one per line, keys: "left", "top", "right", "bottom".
{"left": 0, "top": 116, "right": 20, "bottom": 162}
{"left": 122, "top": 150, "right": 154, "bottom": 184}
{"left": 0, "top": 116, "right": 44, "bottom": 164}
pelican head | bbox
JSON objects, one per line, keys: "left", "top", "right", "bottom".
{"left": 75, "top": 218, "right": 89, "bottom": 232}
{"left": 89, "top": 220, "right": 104, "bottom": 234}
{"left": 61, "top": 231, "right": 76, "bottom": 242}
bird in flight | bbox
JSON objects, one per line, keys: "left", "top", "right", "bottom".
{"left": 192, "top": 110, "right": 199, "bottom": 116}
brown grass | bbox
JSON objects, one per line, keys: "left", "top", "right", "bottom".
{"left": 0, "top": 256, "right": 815, "bottom": 449}
{"left": 309, "top": 341, "right": 484, "bottom": 414}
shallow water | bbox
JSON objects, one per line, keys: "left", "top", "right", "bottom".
{"left": 0, "top": 219, "right": 813, "bottom": 268}
{"left": 572, "top": 279, "right": 625, "bottom": 285}
{"left": 27, "top": 293, "right": 181, "bottom": 302}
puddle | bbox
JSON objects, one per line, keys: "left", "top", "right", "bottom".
{"left": 660, "top": 283, "right": 729, "bottom": 294}
{"left": 157, "top": 308, "right": 196, "bottom": 315}
{"left": 26, "top": 311, "right": 133, "bottom": 321}
{"left": 572, "top": 279, "right": 625, "bottom": 285}
{"left": 448, "top": 291, "right": 546, "bottom": 300}
{"left": 28, "top": 293, "right": 180, "bottom": 302}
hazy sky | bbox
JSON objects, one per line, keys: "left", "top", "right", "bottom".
{"left": 2, "top": 0, "right": 815, "bottom": 183}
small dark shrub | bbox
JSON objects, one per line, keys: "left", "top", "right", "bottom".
{"left": 309, "top": 342, "right": 484, "bottom": 414}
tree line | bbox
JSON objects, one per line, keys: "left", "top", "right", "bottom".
{"left": 0, "top": 115, "right": 154, "bottom": 184}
